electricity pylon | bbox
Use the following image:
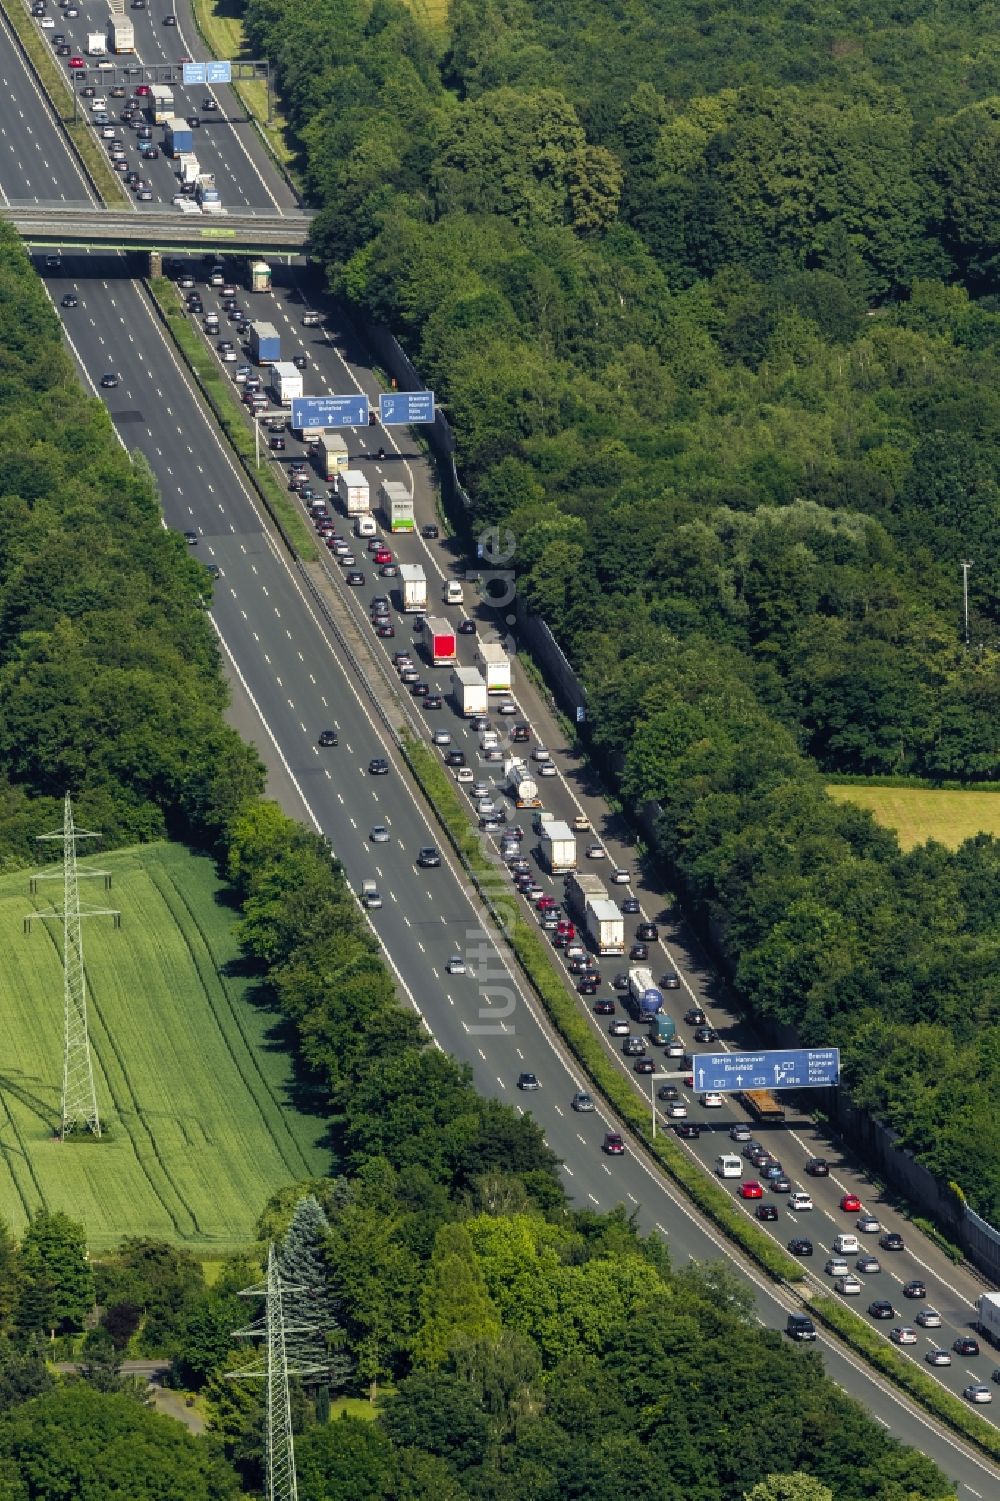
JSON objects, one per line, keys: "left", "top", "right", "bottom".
{"left": 26, "top": 794, "right": 118, "bottom": 1140}
{"left": 231, "top": 1246, "right": 323, "bottom": 1501}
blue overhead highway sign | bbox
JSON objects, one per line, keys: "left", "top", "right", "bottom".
{"left": 291, "top": 394, "right": 369, "bottom": 430}
{"left": 379, "top": 390, "right": 435, "bottom": 426}
{"left": 691, "top": 1048, "right": 840, "bottom": 1094}
{"left": 182, "top": 60, "right": 233, "bottom": 85}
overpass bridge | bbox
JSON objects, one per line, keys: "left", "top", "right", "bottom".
{"left": 0, "top": 202, "right": 315, "bottom": 256}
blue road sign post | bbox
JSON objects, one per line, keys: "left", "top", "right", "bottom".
{"left": 290, "top": 394, "right": 369, "bottom": 430}
{"left": 691, "top": 1048, "right": 840, "bottom": 1094}
{"left": 183, "top": 61, "right": 233, "bottom": 85}
{"left": 379, "top": 391, "right": 435, "bottom": 426}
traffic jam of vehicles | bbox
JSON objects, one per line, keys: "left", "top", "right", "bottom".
{"left": 150, "top": 254, "right": 1000, "bottom": 1410}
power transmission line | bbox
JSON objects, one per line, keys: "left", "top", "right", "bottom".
{"left": 231, "top": 1245, "right": 324, "bottom": 1501}
{"left": 25, "top": 794, "right": 119, "bottom": 1140}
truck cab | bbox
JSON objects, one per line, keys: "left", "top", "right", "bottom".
{"left": 361, "top": 880, "right": 382, "bottom": 910}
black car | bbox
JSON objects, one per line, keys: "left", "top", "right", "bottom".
{"left": 683, "top": 1008, "right": 706, "bottom": 1026}
{"left": 636, "top": 922, "right": 658, "bottom": 942}
{"left": 805, "top": 1158, "right": 830, "bottom": 1177}
{"left": 675, "top": 1121, "right": 700, "bottom": 1139}
{"left": 100, "top": 372, "right": 120, "bottom": 388}
{"left": 421, "top": 523, "right": 439, "bottom": 539}
{"left": 457, "top": 619, "right": 476, "bottom": 634}
{"left": 787, "top": 1238, "right": 813, "bottom": 1256}
{"left": 612, "top": 972, "right": 630, "bottom": 990}
{"left": 756, "top": 1204, "right": 779, "bottom": 1221}
{"left": 634, "top": 1058, "right": 656, "bottom": 1074}
{"left": 183, "top": 530, "right": 198, "bottom": 545}
{"left": 660, "top": 971, "right": 681, "bottom": 989}
{"left": 880, "top": 1232, "right": 905, "bottom": 1252}
{"left": 954, "top": 1336, "right": 980, "bottom": 1357}
{"left": 694, "top": 1025, "right": 718, "bottom": 1043}
{"left": 201, "top": 97, "right": 218, "bottom": 110}
{"left": 593, "top": 999, "right": 615, "bottom": 1016}
{"left": 444, "top": 750, "right": 465, "bottom": 767}
{"left": 623, "top": 1037, "right": 645, "bottom": 1057}
{"left": 269, "top": 436, "right": 286, "bottom": 450}
{"left": 60, "top": 292, "right": 78, "bottom": 307}
{"left": 416, "top": 846, "right": 441, "bottom": 868}
{"left": 903, "top": 1280, "right": 927, "bottom": 1299}
{"left": 517, "top": 1072, "right": 540, "bottom": 1091}
{"left": 318, "top": 729, "right": 338, "bottom": 747}
{"left": 657, "top": 1083, "right": 679, "bottom": 1101}
{"left": 292, "top": 353, "right": 308, "bottom": 369}
{"left": 868, "top": 1300, "right": 895, "bottom": 1319}
{"left": 346, "top": 571, "right": 365, "bottom": 586}
{"left": 368, "top": 758, "right": 389, "bottom": 776}
{"left": 628, "top": 943, "right": 649, "bottom": 962}
{"left": 622, "top": 898, "right": 640, "bottom": 915}
{"left": 186, "top": 115, "right": 201, "bottom": 128}
{"left": 577, "top": 977, "right": 598, "bottom": 995}
{"left": 423, "top": 694, "right": 443, "bottom": 710}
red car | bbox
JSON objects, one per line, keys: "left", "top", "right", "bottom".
{"left": 536, "top": 895, "right": 558, "bottom": 912}
{"left": 69, "top": 54, "right": 84, "bottom": 67}
{"left": 840, "top": 1193, "right": 863, "bottom": 1213}
{"left": 603, "top": 1132, "right": 625, "bottom": 1156}
{"left": 374, "top": 548, "right": 393, "bottom": 565}
{"left": 557, "top": 920, "right": 575, "bottom": 938}
{"left": 134, "top": 83, "right": 151, "bottom": 95}
{"left": 739, "top": 1181, "right": 764, "bottom": 1200}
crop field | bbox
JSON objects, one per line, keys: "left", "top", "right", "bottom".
{"left": 826, "top": 785, "right": 1000, "bottom": 851}
{"left": 0, "top": 842, "right": 328, "bottom": 1251}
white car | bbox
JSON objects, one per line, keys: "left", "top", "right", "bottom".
{"left": 890, "top": 1327, "right": 917, "bottom": 1345}
{"left": 445, "top": 956, "right": 466, "bottom": 975}
{"left": 788, "top": 1191, "right": 814, "bottom": 1212}
{"left": 700, "top": 1092, "right": 723, "bottom": 1108}
{"left": 964, "top": 1384, "right": 993, "bottom": 1404}
{"left": 610, "top": 867, "right": 630, "bottom": 884}
{"left": 432, "top": 730, "right": 451, "bottom": 746}
{"left": 665, "top": 1102, "right": 688, "bottom": 1119}
{"left": 834, "top": 1274, "right": 863, "bottom": 1296}
{"left": 572, "top": 814, "right": 590, "bottom": 832}
{"left": 915, "top": 1307, "right": 942, "bottom": 1328}
{"left": 538, "top": 762, "right": 557, "bottom": 776}
{"left": 532, "top": 746, "right": 551, "bottom": 762}
{"left": 40, "top": 13, "right": 54, "bottom": 23}
{"left": 455, "top": 767, "right": 474, "bottom": 784}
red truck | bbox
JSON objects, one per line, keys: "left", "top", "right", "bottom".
{"left": 426, "top": 616, "right": 457, "bottom": 668}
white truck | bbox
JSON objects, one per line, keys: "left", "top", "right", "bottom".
{"left": 320, "top": 433, "right": 349, "bottom": 483}
{"left": 269, "top": 362, "right": 303, "bottom": 406}
{"left": 540, "top": 819, "right": 576, "bottom": 872}
{"left": 86, "top": 30, "right": 106, "bottom": 54}
{"left": 379, "top": 479, "right": 414, "bottom": 533}
{"left": 177, "top": 153, "right": 201, "bottom": 185}
{"left": 361, "top": 879, "right": 382, "bottom": 911}
{"left": 586, "top": 897, "right": 625, "bottom": 956}
{"left": 337, "top": 469, "right": 369, "bottom": 516}
{"left": 443, "top": 578, "right": 463, "bottom": 606}
{"left": 109, "top": 15, "right": 134, "bottom": 51}
{"left": 565, "top": 871, "right": 608, "bottom": 922}
{"left": 505, "top": 757, "right": 540, "bottom": 809}
{"left": 195, "top": 174, "right": 223, "bottom": 213}
{"left": 476, "top": 641, "right": 512, "bottom": 694}
{"left": 452, "top": 666, "right": 488, "bottom": 718}
{"left": 977, "top": 1292, "right": 1000, "bottom": 1345}
{"left": 399, "top": 563, "right": 427, "bottom": 613}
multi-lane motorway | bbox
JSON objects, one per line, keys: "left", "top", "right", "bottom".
{"left": 4, "top": 0, "right": 1000, "bottom": 1488}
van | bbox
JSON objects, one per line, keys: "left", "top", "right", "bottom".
{"left": 354, "top": 514, "right": 377, "bottom": 538}
{"left": 832, "top": 1233, "right": 860, "bottom": 1256}
{"left": 443, "top": 579, "right": 463, "bottom": 605}
{"left": 89, "top": 96, "right": 108, "bottom": 110}
{"left": 715, "top": 1154, "right": 742, "bottom": 1179}
{"left": 479, "top": 730, "right": 499, "bottom": 752}
{"left": 786, "top": 1314, "right": 816, "bottom": 1342}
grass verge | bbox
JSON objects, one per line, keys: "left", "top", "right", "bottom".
{"left": 147, "top": 276, "right": 318, "bottom": 562}
{"left": 400, "top": 738, "right": 804, "bottom": 1286}
{"left": 186, "top": 0, "right": 296, "bottom": 172}
{"left": 4, "top": 842, "right": 327, "bottom": 1250}
{"left": 0, "top": 0, "right": 128, "bottom": 205}
{"left": 809, "top": 1295, "right": 1000, "bottom": 1459}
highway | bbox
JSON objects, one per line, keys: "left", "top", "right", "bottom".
{"left": 0, "top": 0, "right": 98, "bottom": 203}
{"left": 28, "top": 247, "right": 997, "bottom": 1498}
{"left": 16, "top": 0, "right": 294, "bottom": 213}
{"left": 4, "top": 0, "right": 1000, "bottom": 1482}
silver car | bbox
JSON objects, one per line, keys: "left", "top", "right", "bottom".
{"left": 369, "top": 825, "right": 390, "bottom": 844}
{"left": 571, "top": 1092, "right": 596, "bottom": 1112}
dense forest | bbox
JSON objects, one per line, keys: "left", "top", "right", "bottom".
{"left": 240, "top": 0, "right": 1000, "bottom": 1222}
{"left": 0, "top": 219, "right": 955, "bottom": 1496}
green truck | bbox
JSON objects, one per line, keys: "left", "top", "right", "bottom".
{"left": 649, "top": 1012, "right": 676, "bottom": 1046}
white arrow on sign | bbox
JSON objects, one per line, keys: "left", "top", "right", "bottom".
{"left": 735, "top": 1074, "right": 743, "bottom": 1087}
{"left": 697, "top": 1067, "right": 705, "bottom": 1090}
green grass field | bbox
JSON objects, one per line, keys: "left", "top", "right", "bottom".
{"left": 0, "top": 842, "right": 328, "bottom": 1251}
{"left": 826, "top": 785, "right": 1000, "bottom": 851}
